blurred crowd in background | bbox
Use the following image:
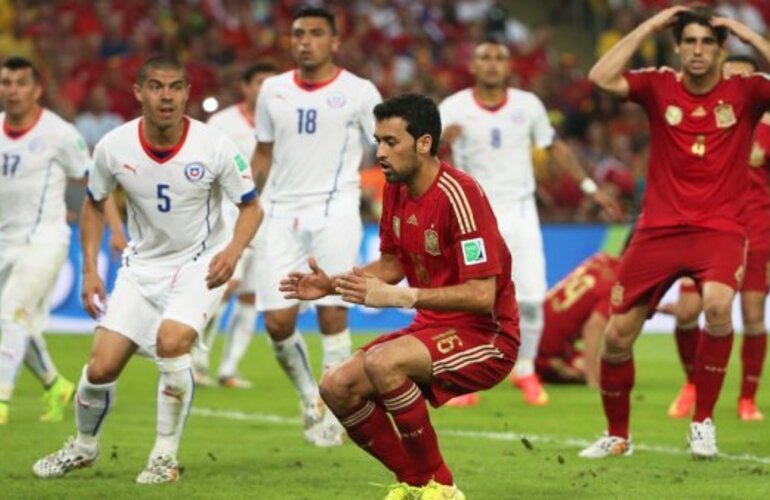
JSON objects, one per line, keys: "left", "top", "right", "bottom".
{"left": 1, "top": 0, "right": 768, "bottom": 222}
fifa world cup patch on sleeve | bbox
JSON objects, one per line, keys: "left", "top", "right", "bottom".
{"left": 461, "top": 238, "right": 487, "bottom": 265}
{"left": 234, "top": 154, "right": 249, "bottom": 173}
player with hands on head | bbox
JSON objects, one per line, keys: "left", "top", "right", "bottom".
{"left": 33, "top": 56, "right": 261, "bottom": 485}
{"left": 580, "top": 3, "right": 770, "bottom": 461}
{"left": 281, "top": 93, "right": 519, "bottom": 500}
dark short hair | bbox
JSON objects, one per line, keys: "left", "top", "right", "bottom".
{"left": 242, "top": 62, "right": 278, "bottom": 83}
{"left": 672, "top": 4, "right": 728, "bottom": 45}
{"left": 136, "top": 56, "right": 188, "bottom": 84}
{"left": 374, "top": 94, "right": 442, "bottom": 156}
{"left": 293, "top": 6, "right": 337, "bottom": 34}
{"left": 1, "top": 56, "right": 41, "bottom": 82}
{"left": 724, "top": 54, "right": 759, "bottom": 72}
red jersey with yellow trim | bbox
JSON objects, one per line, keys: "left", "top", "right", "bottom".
{"left": 624, "top": 68, "right": 770, "bottom": 236}
{"left": 746, "top": 117, "right": 770, "bottom": 250}
{"left": 379, "top": 162, "right": 519, "bottom": 342}
{"left": 539, "top": 252, "right": 618, "bottom": 353}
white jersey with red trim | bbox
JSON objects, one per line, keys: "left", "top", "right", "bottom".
{"left": 0, "top": 108, "right": 91, "bottom": 246}
{"left": 207, "top": 103, "right": 256, "bottom": 159}
{"left": 255, "top": 68, "right": 382, "bottom": 215}
{"left": 439, "top": 87, "right": 555, "bottom": 205}
{"left": 88, "top": 117, "right": 256, "bottom": 269}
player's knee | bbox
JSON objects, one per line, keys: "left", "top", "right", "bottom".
{"left": 156, "top": 332, "right": 194, "bottom": 359}
{"left": 319, "top": 367, "right": 350, "bottom": 405}
{"left": 362, "top": 347, "right": 398, "bottom": 383}
{"left": 702, "top": 299, "right": 732, "bottom": 325}
{"left": 86, "top": 358, "right": 120, "bottom": 384}
{"left": 264, "top": 314, "right": 294, "bottom": 338}
{"left": 603, "top": 324, "right": 634, "bottom": 358}
{"left": 675, "top": 304, "right": 701, "bottom": 325}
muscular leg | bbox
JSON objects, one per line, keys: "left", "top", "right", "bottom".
{"left": 600, "top": 305, "right": 648, "bottom": 439}
{"left": 317, "top": 306, "right": 352, "bottom": 371}
{"left": 151, "top": 320, "right": 197, "bottom": 460}
{"left": 693, "top": 282, "right": 736, "bottom": 423}
{"left": 739, "top": 291, "right": 767, "bottom": 407}
{"left": 673, "top": 279, "right": 703, "bottom": 383}
{"left": 75, "top": 328, "right": 138, "bottom": 453}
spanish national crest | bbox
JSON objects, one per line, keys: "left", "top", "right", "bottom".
{"left": 424, "top": 229, "right": 440, "bottom": 256}
{"left": 665, "top": 105, "right": 682, "bottom": 126}
{"left": 714, "top": 102, "right": 736, "bottom": 129}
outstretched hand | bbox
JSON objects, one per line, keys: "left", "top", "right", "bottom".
{"left": 279, "top": 257, "right": 334, "bottom": 300}
{"left": 645, "top": 5, "right": 690, "bottom": 33}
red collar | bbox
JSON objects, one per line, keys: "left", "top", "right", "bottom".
{"left": 472, "top": 88, "right": 508, "bottom": 113}
{"left": 138, "top": 117, "right": 190, "bottom": 164}
{"left": 293, "top": 68, "right": 342, "bottom": 92}
{"left": 3, "top": 107, "right": 43, "bottom": 140}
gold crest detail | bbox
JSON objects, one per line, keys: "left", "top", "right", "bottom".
{"left": 750, "top": 142, "right": 766, "bottom": 167}
{"left": 407, "top": 214, "right": 418, "bottom": 226}
{"left": 691, "top": 106, "right": 707, "bottom": 117}
{"left": 691, "top": 134, "right": 706, "bottom": 157}
{"left": 714, "top": 102, "right": 736, "bottom": 128}
{"left": 611, "top": 283, "right": 624, "bottom": 307}
{"left": 424, "top": 229, "right": 440, "bottom": 256}
{"left": 392, "top": 216, "right": 401, "bottom": 239}
{"left": 665, "top": 105, "right": 683, "bottom": 126}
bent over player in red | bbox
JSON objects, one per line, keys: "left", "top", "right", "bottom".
{"left": 581, "top": 4, "right": 770, "bottom": 460}
{"left": 280, "top": 94, "right": 519, "bottom": 500}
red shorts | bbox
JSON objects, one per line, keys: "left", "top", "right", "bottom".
{"left": 745, "top": 202, "right": 770, "bottom": 250}
{"left": 361, "top": 324, "right": 518, "bottom": 407}
{"left": 612, "top": 227, "right": 746, "bottom": 316}
{"left": 742, "top": 248, "right": 770, "bottom": 293}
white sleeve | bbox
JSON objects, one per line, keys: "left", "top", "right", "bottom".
{"left": 87, "top": 140, "right": 117, "bottom": 202}
{"left": 254, "top": 82, "right": 274, "bottom": 143}
{"left": 58, "top": 123, "right": 92, "bottom": 179}
{"left": 438, "top": 97, "right": 459, "bottom": 128}
{"left": 215, "top": 135, "right": 257, "bottom": 205}
{"left": 530, "top": 95, "right": 556, "bottom": 149}
{"left": 359, "top": 80, "right": 382, "bottom": 144}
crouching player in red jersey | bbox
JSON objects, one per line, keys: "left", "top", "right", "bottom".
{"left": 663, "top": 55, "right": 770, "bottom": 421}
{"left": 536, "top": 252, "right": 619, "bottom": 388}
{"left": 581, "top": 4, "right": 770, "bottom": 460}
{"left": 280, "top": 94, "right": 519, "bottom": 499}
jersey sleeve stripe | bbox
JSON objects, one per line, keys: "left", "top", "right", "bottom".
{"left": 439, "top": 173, "right": 477, "bottom": 232}
{"left": 240, "top": 189, "right": 257, "bottom": 203}
{"left": 438, "top": 182, "right": 470, "bottom": 234}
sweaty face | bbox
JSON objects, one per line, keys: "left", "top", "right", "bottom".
{"left": 723, "top": 60, "right": 755, "bottom": 78}
{"left": 134, "top": 67, "right": 190, "bottom": 129}
{"left": 374, "top": 117, "right": 420, "bottom": 184}
{"left": 290, "top": 17, "right": 338, "bottom": 71}
{"left": 470, "top": 43, "right": 511, "bottom": 87}
{"left": 0, "top": 68, "right": 41, "bottom": 119}
{"left": 676, "top": 23, "right": 722, "bottom": 78}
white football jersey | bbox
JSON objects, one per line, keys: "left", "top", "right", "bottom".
{"left": 0, "top": 108, "right": 91, "bottom": 246}
{"left": 207, "top": 103, "right": 256, "bottom": 159}
{"left": 88, "top": 117, "right": 256, "bottom": 269}
{"left": 255, "top": 69, "right": 382, "bottom": 214}
{"left": 207, "top": 103, "right": 257, "bottom": 230}
{"left": 439, "top": 88, "right": 555, "bottom": 204}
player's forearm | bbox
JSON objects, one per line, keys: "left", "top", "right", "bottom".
{"left": 229, "top": 200, "right": 261, "bottom": 256}
{"left": 550, "top": 140, "right": 599, "bottom": 196}
{"left": 588, "top": 23, "right": 650, "bottom": 93}
{"left": 360, "top": 255, "right": 405, "bottom": 284}
{"left": 251, "top": 143, "right": 272, "bottom": 193}
{"left": 103, "top": 195, "right": 124, "bottom": 235}
{"left": 80, "top": 197, "right": 106, "bottom": 274}
{"left": 414, "top": 279, "right": 495, "bottom": 314}
{"left": 746, "top": 31, "right": 770, "bottom": 67}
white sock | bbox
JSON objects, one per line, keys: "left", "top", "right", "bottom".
{"left": 24, "top": 332, "right": 59, "bottom": 388}
{"left": 514, "top": 301, "right": 544, "bottom": 378}
{"left": 75, "top": 366, "right": 116, "bottom": 454}
{"left": 319, "top": 329, "right": 351, "bottom": 430}
{"left": 0, "top": 321, "right": 31, "bottom": 402}
{"left": 321, "top": 329, "right": 352, "bottom": 373}
{"left": 218, "top": 302, "right": 257, "bottom": 379}
{"left": 192, "top": 304, "right": 225, "bottom": 373}
{"left": 151, "top": 355, "right": 194, "bottom": 459}
{"left": 271, "top": 330, "right": 318, "bottom": 404}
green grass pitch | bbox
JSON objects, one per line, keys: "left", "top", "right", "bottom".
{"left": 1, "top": 333, "right": 769, "bottom": 499}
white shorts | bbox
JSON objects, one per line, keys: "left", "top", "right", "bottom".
{"left": 98, "top": 256, "right": 227, "bottom": 358}
{"left": 0, "top": 242, "right": 68, "bottom": 332}
{"left": 493, "top": 196, "right": 547, "bottom": 303}
{"left": 253, "top": 209, "right": 362, "bottom": 311}
{"left": 232, "top": 246, "right": 257, "bottom": 295}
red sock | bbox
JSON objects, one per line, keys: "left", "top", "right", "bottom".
{"left": 675, "top": 326, "right": 701, "bottom": 383}
{"left": 693, "top": 332, "right": 734, "bottom": 422}
{"left": 740, "top": 333, "right": 767, "bottom": 400}
{"left": 338, "top": 400, "right": 418, "bottom": 485}
{"left": 600, "top": 358, "right": 635, "bottom": 439}
{"left": 379, "top": 380, "right": 453, "bottom": 486}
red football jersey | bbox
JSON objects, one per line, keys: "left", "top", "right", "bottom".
{"left": 746, "top": 117, "right": 770, "bottom": 249}
{"left": 540, "top": 253, "right": 618, "bottom": 352}
{"left": 379, "top": 162, "right": 519, "bottom": 341}
{"left": 625, "top": 68, "right": 770, "bottom": 236}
